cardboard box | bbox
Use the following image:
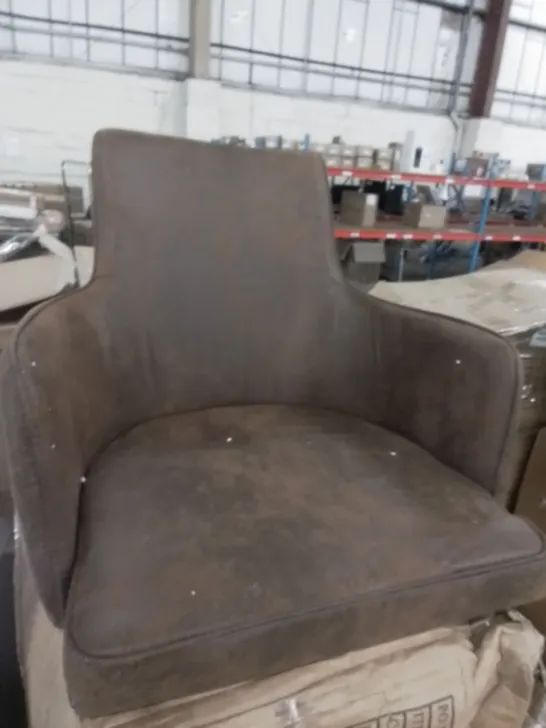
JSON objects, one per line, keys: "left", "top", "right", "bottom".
{"left": 280, "top": 139, "right": 300, "bottom": 150}
{"left": 465, "top": 155, "right": 490, "bottom": 178}
{"left": 388, "top": 142, "right": 403, "bottom": 172}
{"left": 324, "top": 143, "right": 343, "bottom": 156}
{"left": 356, "top": 154, "right": 374, "bottom": 169}
{"left": 374, "top": 150, "right": 392, "bottom": 170}
{"left": 218, "top": 136, "right": 246, "bottom": 147}
{"left": 496, "top": 158, "right": 512, "bottom": 178}
{"left": 526, "top": 163, "right": 546, "bottom": 181}
{"left": 403, "top": 203, "right": 447, "bottom": 230}
{"left": 340, "top": 144, "right": 357, "bottom": 161}
{"left": 344, "top": 241, "right": 385, "bottom": 285}
{"left": 339, "top": 192, "right": 378, "bottom": 227}
{"left": 356, "top": 145, "right": 375, "bottom": 156}
{"left": 257, "top": 135, "right": 282, "bottom": 149}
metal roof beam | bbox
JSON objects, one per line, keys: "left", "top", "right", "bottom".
{"left": 189, "top": 0, "right": 211, "bottom": 78}
{"left": 469, "top": 0, "right": 512, "bottom": 117}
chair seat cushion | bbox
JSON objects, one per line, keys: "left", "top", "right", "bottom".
{"left": 65, "top": 405, "right": 546, "bottom": 718}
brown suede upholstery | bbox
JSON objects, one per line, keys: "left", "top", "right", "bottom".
{"left": 2, "top": 129, "right": 546, "bottom": 718}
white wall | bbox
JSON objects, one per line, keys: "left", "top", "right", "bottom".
{"left": 500, "top": 122, "right": 546, "bottom": 170}
{"left": 2, "top": 61, "right": 546, "bottom": 189}
{"left": 185, "top": 79, "right": 456, "bottom": 169}
{"left": 194, "top": 78, "right": 546, "bottom": 173}
{"left": 0, "top": 60, "right": 179, "bottom": 185}
{"left": 460, "top": 114, "right": 546, "bottom": 172}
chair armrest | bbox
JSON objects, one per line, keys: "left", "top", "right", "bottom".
{"left": 0, "top": 283, "right": 128, "bottom": 625}
{"left": 367, "top": 295, "right": 521, "bottom": 502}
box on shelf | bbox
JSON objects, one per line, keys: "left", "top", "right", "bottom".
{"left": 374, "top": 149, "right": 392, "bottom": 171}
{"left": 465, "top": 153, "right": 494, "bottom": 178}
{"left": 323, "top": 156, "right": 342, "bottom": 167}
{"left": 356, "top": 145, "right": 375, "bottom": 156}
{"left": 403, "top": 202, "right": 447, "bottom": 230}
{"left": 309, "top": 142, "right": 327, "bottom": 154}
{"left": 340, "top": 144, "right": 357, "bottom": 161}
{"left": 356, "top": 148, "right": 375, "bottom": 169}
{"left": 254, "top": 135, "right": 283, "bottom": 150}
{"left": 356, "top": 157, "right": 374, "bottom": 169}
{"left": 388, "top": 142, "right": 403, "bottom": 172}
{"left": 526, "top": 163, "right": 546, "bottom": 181}
{"left": 344, "top": 241, "right": 385, "bottom": 285}
{"left": 339, "top": 192, "right": 378, "bottom": 228}
{"left": 496, "top": 158, "right": 512, "bottom": 178}
{"left": 280, "top": 139, "right": 301, "bottom": 151}
{"left": 217, "top": 136, "right": 246, "bottom": 147}
{"left": 535, "top": 202, "right": 546, "bottom": 223}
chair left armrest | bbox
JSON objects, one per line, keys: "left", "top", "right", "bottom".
{"left": 367, "top": 295, "right": 522, "bottom": 503}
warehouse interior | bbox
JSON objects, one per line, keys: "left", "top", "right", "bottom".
{"left": 5, "top": 2, "right": 546, "bottom": 728}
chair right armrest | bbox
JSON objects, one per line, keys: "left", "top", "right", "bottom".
{"left": 366, "top": 294, "right": 522, "bottom": 504}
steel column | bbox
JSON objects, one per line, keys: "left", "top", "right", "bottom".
{"left": 468, "top": 0, "right": 512, "bottom": 118}
{"left": 189, "top": 0, "right": 211, "bottom": 78}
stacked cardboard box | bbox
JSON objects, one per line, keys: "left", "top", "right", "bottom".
{"left": 374, "top": 149, "right": 392, "bottom": 171}
{"left": 355, "top": 145, "right": 375, "bottom": 169}
{"left": 388, "top": 142, "right": 403, "bottom": 173}
{"left": 254, "top": 136, "right": 283, "bottom": 150}
{"left": 216, "top": 136, "right": 247, "bottom": 147}
{"left": 280, "top": 139, "right": 301, "bottom": 150}
{"left": 344, "top": 241, "right": 385, "bottom": 285}
{"left": 526, "top": 163, "right": 546, "bottom": 181}
{"left": 403, "top": 202, "right": 447, "bottom": 229}
{"left": 251, "top": 136, "right": 404, "bottom": 172}
{"left": 310, "top": 142, "right": 357, "bottom": 168}
{"left": 339, "top": 192, "right": 378, "bottom": 227}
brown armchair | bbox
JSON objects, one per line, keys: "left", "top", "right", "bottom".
{"left": 2, "top": 129, "right": 546, "bottom": 719}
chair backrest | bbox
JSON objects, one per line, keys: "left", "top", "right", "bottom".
{"left": 90, "top": 130, "right": 374, "bottom": 418}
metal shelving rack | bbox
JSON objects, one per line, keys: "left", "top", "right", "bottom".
{"left": 329, "top": 165, "right": 546, "bottom": 273}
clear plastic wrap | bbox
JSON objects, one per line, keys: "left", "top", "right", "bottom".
{"left": 372, "top": 264, "right": 546, "bottom": 337}
{"left": 525, "top": 671, "right": 546, "bottom": 728}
